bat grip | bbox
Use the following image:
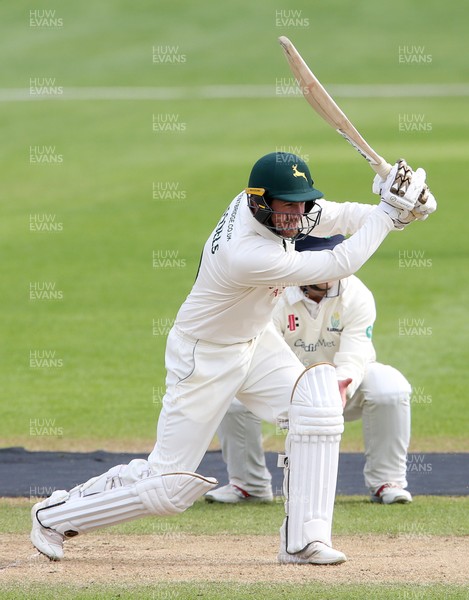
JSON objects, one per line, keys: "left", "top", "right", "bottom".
{"left": 373, "top": 161, "right": 393, "bottom": 179}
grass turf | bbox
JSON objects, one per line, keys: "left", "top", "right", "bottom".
{"left": 1, "top": 93, "right": 468, "bottom": 451}
{"left": 2, "top": 496, "right": 469, "bottom": 537}
{"left": 1, "top": 0, "right": 468, "bottom": 454}
{"left": 1, "top": 583, "right": 468, "bottom": 600}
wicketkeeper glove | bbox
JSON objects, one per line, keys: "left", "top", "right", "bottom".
{"left": 373, "top": 159, "right": 437, "bottom": 229}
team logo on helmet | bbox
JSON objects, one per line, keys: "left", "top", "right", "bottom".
{"left": 292, "top": 164, "right": 308, "bottom": 181}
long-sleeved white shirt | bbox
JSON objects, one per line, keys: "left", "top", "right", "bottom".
{"left": 175, "top": 192, "right": 392, "bottom": 343}
{"left": 272, "top": 277, "right": 376, "bottom": 398}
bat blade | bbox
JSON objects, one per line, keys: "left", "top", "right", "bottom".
{"left": 278, "top": 36, "right": 392, "bottom": 179}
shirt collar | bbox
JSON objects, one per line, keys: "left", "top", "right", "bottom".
{"left": 285, "top": 286, "right": 307, "bottom": 305}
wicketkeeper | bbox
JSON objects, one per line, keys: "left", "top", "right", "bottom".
{"left": 206, "top": 235, "right": 412, "bottom": 506}
{"left": 31, "top": 153, "right": 435, "bottom": 565}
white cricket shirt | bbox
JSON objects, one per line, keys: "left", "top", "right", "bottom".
{"left": 175, "top": 192, "right": 393, "bottom": 344}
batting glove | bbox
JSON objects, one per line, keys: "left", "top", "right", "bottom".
{"left": 373, "top": 159, "right": 437, "bottom": 225}
{"left": 377, "top": 201, "right": 415, "bottom": 230}
{"left": 411, "top": 187, "right": 437, "bottom": 220}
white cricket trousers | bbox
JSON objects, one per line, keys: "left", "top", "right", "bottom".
{"left": 346, "top": 362, "right": 411, "bottom": 490}
{"left": 148, "top": 323, "right": 303, "bottom": 475}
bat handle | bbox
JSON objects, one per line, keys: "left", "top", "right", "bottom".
{"left": 372, "top": 160, "right": 393, "bottom": 179}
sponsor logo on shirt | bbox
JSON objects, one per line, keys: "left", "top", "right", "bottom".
{"left": 226, "top": 193, "right": 243, "bottom": 241}
{"left": 287, "top": 314, "right": 299, "bottom": 331}
{"left": 294, "top": 338, "right": 336, "bottom": 352}
{"left": 327, "top": 311, "right": 343, "bottom": 333}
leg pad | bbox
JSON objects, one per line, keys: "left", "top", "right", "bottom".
{"left": 283, "top": 363, "right": 343, "bottom": 553}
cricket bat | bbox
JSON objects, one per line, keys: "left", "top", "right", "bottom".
{"left": 278, "top": 36, "right": 392, "bottom": 180}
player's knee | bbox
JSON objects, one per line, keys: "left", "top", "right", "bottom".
{"left": 363, "top": 365, "right": 411, "bottom": 406}
{"left": 118, "top": 459, "right": 152, "bottom": 485}
{"left": 70, "top": 460, "right": 151, "bottom": 498}
{"left": 289, "top": 363, "right": 344, "bottom": 436}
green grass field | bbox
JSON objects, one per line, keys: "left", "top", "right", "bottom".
{"left": 1, "top": 0, "right": 468, "bottom": 452}
{"left": 1, "top": 1, "right": 468, "bottom": 597}
{"left": 3, "top": 583, "right": 468, "bottom": 600}
{"left": 4, "top": 495, "right": 469, "bottom": 538}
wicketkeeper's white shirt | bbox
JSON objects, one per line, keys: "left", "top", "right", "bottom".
{"left": 272, "top": 278, "right": 376, "bottom": 398}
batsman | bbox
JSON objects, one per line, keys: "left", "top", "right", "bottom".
{"left": 31, "top": 152, "right": 436, "bottom": 565}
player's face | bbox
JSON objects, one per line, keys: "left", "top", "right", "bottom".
{"left": 269, "top": 199, "right": 306, "bottom": 238}
{"left": 302, "top": 283, "right": 330, "bottom": 303}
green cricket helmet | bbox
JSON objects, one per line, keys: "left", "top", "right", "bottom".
{"left": 246, "top": 152, "right": 323, "bottom": 241}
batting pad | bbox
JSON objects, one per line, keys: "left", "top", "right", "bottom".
{"left": 284, "top": 363, "right": 344, "bottom": 553}
{"left": 36, "top": 472, "right": 217, "bottom": 537}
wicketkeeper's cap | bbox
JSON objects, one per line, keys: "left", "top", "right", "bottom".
{"left": 295, "top": 234, "right": 345, "bottom": 252}
{"left": 247, "top": 152, "right": 323, "bottom": 203}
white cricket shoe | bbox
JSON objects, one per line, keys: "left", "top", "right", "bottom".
{"left": 30, "top": 491, "right": 68, "bottom": 560}
{"left": 205, "top": 483, "right": 273, "bottom": 504}
{"left": 371, "top": 483, "right": 413, "bottom": 504}
{"left": 278, "top": 522, "right": 346, "bottom": 565}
